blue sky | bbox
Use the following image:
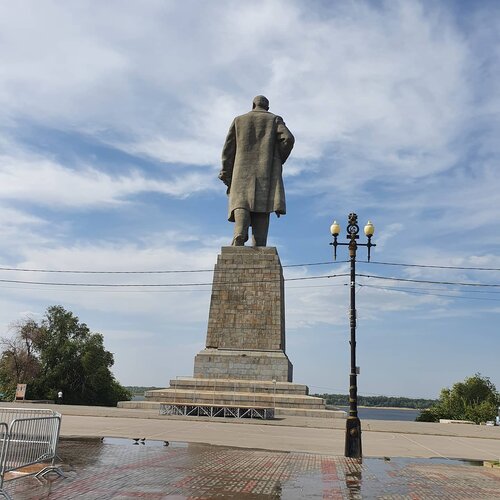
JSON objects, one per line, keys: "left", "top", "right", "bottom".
{"left": 0, "top": 0, "right": 499, "bottom": 399}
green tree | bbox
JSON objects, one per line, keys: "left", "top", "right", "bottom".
{"left": 0, "top": 319, "right": 42, "bottom": 400}
{"left": 312, "top": 393, "right": 437, "bottom": 409}
{"left": 416, "top": 374, "right": 499, "bottom": 424}
{"left": 0, "top": 306, "right": 131, "bottom": 406}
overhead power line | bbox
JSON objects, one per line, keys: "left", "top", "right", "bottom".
{"left": 0, "top": 266, "right": 214, "bottom": 275}
{"left": 1, "top": 258, "right": 499, "bottom": 274}
{"left": 357, "top": 273, "right": 500, "bottom": 287}
{"left": 0, "top": 273, "right": 350, "bottom": 288}
{"left": 0, "top": 260, "right": 349, "bottom": 274}
{"left": 356, "top": 283, "right": 500, "bottom": 295}
{"left": 0, "top": 272, "right": 498, "bottom": 289}
{"left": 361, "top": 260, "right": 500, "bottom": 271}
{"left": 358, "top": 284, "right": 500, "bottom": 302}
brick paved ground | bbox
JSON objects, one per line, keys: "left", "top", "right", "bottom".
{"left": 3, "top": 438, "right": 500, "bottom": 499}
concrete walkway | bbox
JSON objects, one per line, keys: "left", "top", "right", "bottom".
{"left": 3, "top": 402, "right": 499, "bottom": 461}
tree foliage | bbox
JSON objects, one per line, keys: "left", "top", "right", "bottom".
{"left": 0, "top": 319, "right": 42, "bottom": 400}
{"left": 312, "top": 393, "right": 437, "bottom": 409}
{"left": 125, "top": 386, "right": 162, "bottom": 395}
{"left": 0, "top": 306, "right": 131, "bottom": 406}
{"left": 416, "top": 374, "right": 499, "bottom": 424}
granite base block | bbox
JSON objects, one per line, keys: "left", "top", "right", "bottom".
{"left": 194, "top": 348, "right": 293, "bottom": 382}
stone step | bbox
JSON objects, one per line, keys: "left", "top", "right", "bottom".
{"left": 117, "top": 400, "right": 345, "bottom": 419}
{"left": 145, "top": 395, "right": 325, "bottom": 410}
{"left": 165, "top": 378, "right": 309, "bottom": 395}
{"left": 144, "top": 389, "right": 325, "bottom": 409}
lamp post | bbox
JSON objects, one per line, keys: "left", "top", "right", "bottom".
{"left": 330, "top": 213, "right": 375, "bottom": 459}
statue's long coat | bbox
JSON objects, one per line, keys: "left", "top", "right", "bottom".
{"left": 221, "top": 109, "right": 294, "bottom": 222}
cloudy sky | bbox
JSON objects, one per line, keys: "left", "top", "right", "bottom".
{"left": 0, "top": 0, "right": 499, "bottom": 399}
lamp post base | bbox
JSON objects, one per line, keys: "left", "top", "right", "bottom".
{"left": 345, "top": 416, "right": 362, "bottom": 458}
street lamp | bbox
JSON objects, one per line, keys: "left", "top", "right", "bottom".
{"left": 330, "top": 213, "right": 376, "bottom": 459}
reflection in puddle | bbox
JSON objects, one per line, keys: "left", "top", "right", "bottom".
{"left": 101, "top": 437, "right": 188, "bottom": 447}
{"left": 345, "top": 466, "right": 362, "bottom": 499}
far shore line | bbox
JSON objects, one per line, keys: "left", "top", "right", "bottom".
{"left": 333, "top": 405, "right": 425, "bottom": 411}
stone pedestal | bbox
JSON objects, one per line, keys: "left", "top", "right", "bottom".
{"left": 118, "top": 246, "right": 337, "bottom": 418}
{"left": 194, "top": 246, "right": 292, "bottom": 382}
{"left": 194, "top": 348, "right": 292, "bottom": 382}
{"left": 205, "top": 247, "right": 286, "bottom": 351}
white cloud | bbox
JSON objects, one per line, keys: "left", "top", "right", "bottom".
{"left": 0, "top": 0, "right": 474, "bottom": 176}
{"left": 123, "top": 137, "right": 221, "bottom": 167}
{"left": 0, "top": 206, "right": 45, "bottom": 227}
{"left": 0, "top": 153, "right": 217, "bottom": 209}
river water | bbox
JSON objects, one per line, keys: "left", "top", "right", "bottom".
{"left": 336, "top": 406, "right": 421, "bottom": 421}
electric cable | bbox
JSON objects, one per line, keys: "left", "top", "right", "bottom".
{"left": 0, "top": 273, "right": 351, "bottom": 288}
{"left": 1, "top": 258, "right": 498, "bottom": 274}
{"left": 358, "top": 284, "right": 500, "bottom": 301}
{"left": 0, "top": 260, "right": 349, "bottom": 274}
{"left": 0, "top": 271, "right": 498, "bottom": 288}
{"left": 360, "top": 260, "right": 500, "bottom": 272}
{"left": 356, "top": 274, "right": 500, "bottom": 288}
{"left": 356, "top": 284, "right": 500, "bottom": 294}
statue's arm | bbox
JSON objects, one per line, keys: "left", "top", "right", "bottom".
{"left": 276, "top": 116, "right": 295, "bottom": 164}
{"left": 219, "top": 120, "right": 236, "bottom": 188}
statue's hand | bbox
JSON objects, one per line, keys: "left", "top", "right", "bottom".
{"left": 218, "top": 171, "right": 231, "bottom": 187}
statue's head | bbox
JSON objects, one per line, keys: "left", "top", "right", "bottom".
{"left": 252, "top": 95, "right": 269, "bottom": 111}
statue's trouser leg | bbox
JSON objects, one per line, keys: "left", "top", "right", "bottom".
{"left": 231, "top": 208, "right": 250, "bottom": 246}
{"left": 251, "top": 212, "right": 270, "bottom": 247}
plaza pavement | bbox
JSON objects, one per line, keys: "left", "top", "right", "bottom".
{"left": 5, "top": 439, "right": 500, "bottom": 499}
{"left": 3, "top": 402, "right": 499, "bottom": 462}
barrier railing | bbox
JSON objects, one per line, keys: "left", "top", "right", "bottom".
{"left": 0, "top": 408, "right": 63, "bottom": 499}
{"left": 0, "top": 408, "right": 55, "bottom": 428}
{"left": 160, "top": 403, "right": 274, "bottom": 419}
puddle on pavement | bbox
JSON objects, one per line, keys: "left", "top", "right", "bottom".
{"left": 373, "top": 456, "right": 485, "bottom": 467}
{"left": 429, "top": 457, "right": 484, "bottom": 467}
{"left": 100, "top": 438, "right": 485, "bottom": 467}
{"left": 101, "top": 436, "right": 188, "bottom": 447}
{"left": 5, "top": 440, "right": 495, "bottom": 499}
{"left": 97, "top": 437, "right": 483, "bottom": 466}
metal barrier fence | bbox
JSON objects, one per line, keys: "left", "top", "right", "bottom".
{"left": 0, "top": 408, "right": 63, "bottom": 499}
{"left": 0, "top": 408, "right": 55, "bottom": 428}
{"left": 160, "top": 403, "right": 275, "bottom": 420}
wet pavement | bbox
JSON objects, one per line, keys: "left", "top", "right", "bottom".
{"left": 4, "top": 438, "right": 500, "bottom": 499}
